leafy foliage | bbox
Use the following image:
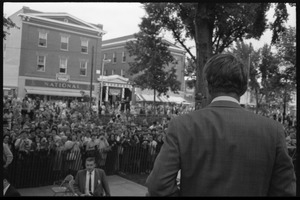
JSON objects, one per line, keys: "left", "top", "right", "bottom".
{"left": 3, "top": 16, "right": 19, "bottom": 40}
{"left": 141, "top": 3, "right": 290, "bottom": 108}
{"left": 125, "top": 17, "right": 181, "bottom": 99}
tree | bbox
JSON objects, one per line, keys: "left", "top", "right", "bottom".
{"left": 125, "top": 17, "right": 181, "bottom": 111}
{"left": 274, "top": 26, "right": 296, "bottom": 122}
{"left": 3, "top": 16, "right": 19, "bottom": 40}
{"left": 141, "top": 3, "right": 290, "bottom": 108}
{"left": 257, "top": 44, "right": 282, "bottom": 114}
{"left": 227, "top": 41, "right": 261, "bottom": 113}
{"left": 184, "top": 57, "right": 196, "bottom": 89}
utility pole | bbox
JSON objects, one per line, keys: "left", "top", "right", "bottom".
{"left": 89, "top": 46, "right": 94, "bottom": 111}
{"left": 99, "top": 59, "right": 111, "bottom": 108}
{"left": 246, "top": 53, "right": 251, "bottom": 109}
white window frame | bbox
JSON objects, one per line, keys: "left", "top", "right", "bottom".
{"left": 59, "top": 57, "right": 68, "bottom": 74}
{"left": 121, "top": 69, "right": 124, "bottom": 77}
{"left": 38, "top": 32, "right": 47, "bottom": 47}
{"left": 37, "top": 55, "right": 46, "bottom": 72}
{"left": 81, "top": 39, "right": 88, "bottom": 54}
{"left": 113, "top": 52, "right": 116, "bottom": 63}
{"left": 80, "top": 60, "right": 88, "bottom": 76}
{"left": 111, "top": 69, "right": 115, "bottom": 75}
{"left": 122, "top": 51, "right": 126, "bottom": 63}
{"left": 60, "top": 35, "right": 69, "bottom": 51}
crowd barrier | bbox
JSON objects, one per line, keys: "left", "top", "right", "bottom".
{"left": 7, "top": 142, "right": 159, "bottom": 189}
{"left": 7, "top": 143, "right": 297, "bottom": 189}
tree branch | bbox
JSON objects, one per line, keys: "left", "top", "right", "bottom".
{"left": 171, "top": 28, "right": 196, "bottom": 62}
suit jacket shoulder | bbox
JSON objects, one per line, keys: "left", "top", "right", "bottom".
{"left": 5, "top": 185, "right": 21, "bottom": 197}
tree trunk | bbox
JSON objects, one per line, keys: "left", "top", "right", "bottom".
{"left": 255, "top": 88, "right": 259, "bottom": 114}
{"left": 153, "top": 89, "right": 156, "bottom": 115}
{"left": 194, "top": 3, "right": 214, "bottom": 109}
{"left": 283, "top": 87, "right": 287, "bottom": 124}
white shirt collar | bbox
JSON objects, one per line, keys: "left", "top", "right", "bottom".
{"left": 211, "top": 96, "right": 239, "bottom": 104}
{"left": 3, "top": 184, "right": 10, "bottom": 196}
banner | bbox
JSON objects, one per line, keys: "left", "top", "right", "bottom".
{"left": 109, "top": 88, "right": 121, "bottom": 96}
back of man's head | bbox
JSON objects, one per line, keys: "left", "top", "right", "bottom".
{"left": 203, "top": 53, "right": 248, "bottom": 97}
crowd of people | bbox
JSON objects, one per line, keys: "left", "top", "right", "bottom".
{"left": 2, "top": 95, "right": 182, "bottom": 183}
{"left": 3, "top": 94, "right": 297, "bottom": 188}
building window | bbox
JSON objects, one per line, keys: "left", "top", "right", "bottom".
{"left": 111, "top": 69, "right": 115, "bottom": 75}
{"left": 61, "top": 35, "right": 69, "bottom": 51}
{"left": 38, "top": 32, "right": 47, "bottom": 47}
{"left": 59, "top": 57, "right": 68, "bottom": 74}
{"left": 104, "top": 70, "right": 107, "bottom": 76}
{"left": 113, "top": 52, "right": 116, "bottom": 63}
{"left": 81, "top": 39, "right": 88, "bottom": 54}
{"left": 64, "top": 19, "right": 68, "bottom": 23}
{"left": 103, "top": 53, "right": 106, "bottom": 60}
{"left": 121, "top": 69, "right": 124, "bottom": 77}
{"left": 122, "top": 52, "right": 126, "bottom": 62}
{"left": 80, "top": 60, "right": 87, "bottom": 76}
{"left": 37, "top": 55, "right": 46, "bottom": 72}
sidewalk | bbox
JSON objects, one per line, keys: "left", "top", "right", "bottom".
{"left": 18, "top": 175, "right": 148, "bottom": 196}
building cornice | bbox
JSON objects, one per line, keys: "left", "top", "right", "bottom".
{"left": 22, "top": 21, "right": 103, "bottom": 39}
{"left": 18, "top": 13, "right": 106, "bottom": 37}
{"left": 28, "top": 13, "right": 102, "bottom": 30}
{"left": 103, "top": 37, "right": 185, "bottom": 53}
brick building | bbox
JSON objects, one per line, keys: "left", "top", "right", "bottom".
{"left": 3, "top": 6, "right": 105, "bottom": 101}
{"left": 100, "top": 35, "right": 187, "bottom": 104}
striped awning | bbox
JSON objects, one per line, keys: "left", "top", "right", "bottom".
{"left": 135, "top": 94, "right": 162, "bottom": 102}
{"left": 158, "top": 95, "right": 169, "bottom": 103}
{"left": 166, "top": 96, "right": 187, "bottom": 104}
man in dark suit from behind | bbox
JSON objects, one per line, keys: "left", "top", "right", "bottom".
{"left": 3, "top": 170, "right": 21, "bottom": 197}
{"left": 146, "top": 53, "right": 296, "bottom": 196}
{"left": 73, "top": 157, "right": 111, "bottom": 196}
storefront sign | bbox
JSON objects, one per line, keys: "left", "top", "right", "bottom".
{"left": 103, "top": 82, "right": 132, "bottom": 89}
{"left": 109, "top": 87, "right": 121, "bottom": 96}
{"left": 25, "top": 79, "right": 94, "bottom": 90}
{"left": 56, "top": 73, "right": 70, "bottom": 82}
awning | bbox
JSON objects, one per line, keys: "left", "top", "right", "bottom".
{"left": 135, "top": 94, "right": 162, "bottom": 102}
{"left": 135, "top": 94, "right": 145, "bottom": 101}
{"left": 167, "top": 96, "right": 187, "bottom": 104}
{"left": 158, "top": 95, "right": 169, "bottom": 103}
{"left": 25, "top": 88, "right": 96, "bottom": 97}
{"left": 142, "top": 94, "right": 158, "bottom": 102}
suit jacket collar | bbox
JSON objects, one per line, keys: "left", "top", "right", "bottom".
{"left": 83, "top": 169, "right": 100, "bottom": 191}
{"left": 207, "top": 100, "right": 243, "bottom": 109}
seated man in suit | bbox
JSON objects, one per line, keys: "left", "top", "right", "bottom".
{"left": 3, "top": 170, "right": 21, "bottom": 197}
{"left": 73, "top": 157, "right": 111, "bottom": 196}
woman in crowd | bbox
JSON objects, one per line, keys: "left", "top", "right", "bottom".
{"left": 105, "top": 133, "right": 118, "bottom": 175}
{"left": 3, "top": 134, "right": 14, "bottom": 170}
{"left": 97, "top": 133, "right": 110, "bottom": 169}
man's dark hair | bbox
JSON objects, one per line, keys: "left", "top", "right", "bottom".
{"left": 3, "top": 169, "right": 10, "bottom": 182}
{"left": 203, "top": 53, "right": 248, "bottom": 96}
{"left": 85, "top": 157, "right": 96, "bottom": 163}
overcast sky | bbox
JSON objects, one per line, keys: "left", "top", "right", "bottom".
{"left": 4, "top": 2, "right": 296, "bottom": 54}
